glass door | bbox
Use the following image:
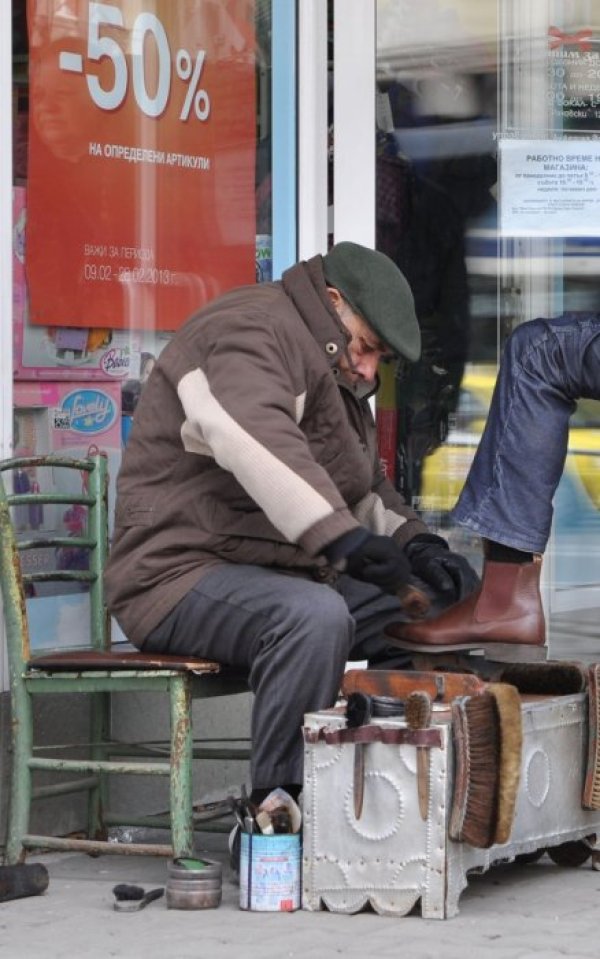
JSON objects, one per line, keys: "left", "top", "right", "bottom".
{"left": 333, "top": 0, "right": 600, "bottom": 659}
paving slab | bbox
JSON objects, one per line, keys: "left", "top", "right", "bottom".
{"left": 2, "top": 833, "right": 600, "bottom": 959}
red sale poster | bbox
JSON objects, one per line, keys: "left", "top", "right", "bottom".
{"left": 26, "top": 0, "right": 257, "bottom": 330}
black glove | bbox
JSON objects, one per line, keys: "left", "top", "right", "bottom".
{"left": 404, "top": 534, "right": 479, "bottom": 602}
{"left": 344, "top": 533, "right": 412, "bottom": 594}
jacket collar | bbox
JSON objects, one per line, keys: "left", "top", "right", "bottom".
{"left": 281, "top": 256, "right": 349, "bottom": 369}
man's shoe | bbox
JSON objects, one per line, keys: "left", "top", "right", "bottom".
{"left": 384, "top": 557, "right": 546, "bottom": 654}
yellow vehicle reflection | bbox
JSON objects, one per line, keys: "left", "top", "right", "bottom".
{"left": 418, "top": 364, "right": 600, "bottom": 514}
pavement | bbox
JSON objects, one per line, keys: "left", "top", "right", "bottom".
{"left": 3, "top": 831, "right": 600, "bottom": 959}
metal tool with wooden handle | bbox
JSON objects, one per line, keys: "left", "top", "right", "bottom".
{"left": 405, "top": 691, "right": 433, "bottom": 820}
{"left": 345, "top": 693, "right": 369, "bottom": 819}
{"left": 345, "top": 693, "right": 405, "bottom": 819}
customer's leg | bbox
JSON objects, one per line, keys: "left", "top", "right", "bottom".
{"left": 142, "top": 565, "right": 357, "bottom": 790}
{"left": 452, "top": 314, "right": 600, "bottom": 553}
{"left": 386, "top": 314, "right": 600, "bottom": 651}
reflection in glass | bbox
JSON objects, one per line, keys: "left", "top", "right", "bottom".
{"left": 376, "top": 0, "right": 498, "bottom": 522}
{"left": 375, "top": 0, "right": 600, "bottom": 653}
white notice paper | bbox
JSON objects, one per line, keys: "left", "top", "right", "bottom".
{"left": 500, "top": 138, "right": 600, "bottom": 236}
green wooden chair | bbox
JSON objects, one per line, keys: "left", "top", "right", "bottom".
{"left": 0, "top": 454, "right": 249, "bottom": 864}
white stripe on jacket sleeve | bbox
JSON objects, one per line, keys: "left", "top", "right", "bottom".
{"left": 178, "top": 369, "right": 335, "bottom": 543}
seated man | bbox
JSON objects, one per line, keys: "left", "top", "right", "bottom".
{"left": 388, "top": 313, "right": 600, "bottom": 652}
{"left": 104, "top": 241, "right": 477, "bottom": 808}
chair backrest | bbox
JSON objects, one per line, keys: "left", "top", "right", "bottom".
{"left": 0, "top": 454, "right": 109, "bottom": 678}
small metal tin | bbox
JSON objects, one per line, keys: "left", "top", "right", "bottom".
{"left": 166, "top": 857, "right": 222, "bottom": 910}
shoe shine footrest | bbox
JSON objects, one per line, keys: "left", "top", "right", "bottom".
{"left": 302, "top": 692, "right": 600, "bottom": 919}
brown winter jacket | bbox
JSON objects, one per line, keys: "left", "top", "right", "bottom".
{"left": 104, "top": 255, "right": 429, "bottom": 647}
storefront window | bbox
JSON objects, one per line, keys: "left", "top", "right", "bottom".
{"left": 375, "top": 0, "right": 600, "bottom": 647}
{"left": 375, "top": 0, "right": 497, "bottom": 533}
{"left": 11, "top": 0, "right": 273, "bottom": 648}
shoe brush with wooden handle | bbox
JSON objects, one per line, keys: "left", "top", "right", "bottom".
{"left": 405, "top": 690, "right": 433, "bottom": 821}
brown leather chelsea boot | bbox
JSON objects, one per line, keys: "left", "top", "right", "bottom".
{"left": 385, "top": 557, "right": 546, "bottom": 654}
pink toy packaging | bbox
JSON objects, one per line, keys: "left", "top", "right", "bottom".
{"left": 13, "top": 381, "right": 123, "bottom": 649}
{"left": 13, "top": 380, "right": 122, "bottom": 527}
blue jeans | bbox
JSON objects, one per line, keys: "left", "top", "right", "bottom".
{"left": 451, "top": 314, "right": 600, "bottom": 553}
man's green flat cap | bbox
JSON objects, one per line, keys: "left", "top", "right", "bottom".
{"left": 322, "top": 241, "right": 421, "bottom": 362}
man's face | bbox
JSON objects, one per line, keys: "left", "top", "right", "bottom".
{"left": 332, "top": 295, "right": 393, "bottom": 384}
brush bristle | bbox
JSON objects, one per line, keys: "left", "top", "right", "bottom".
{"left": 583, "top": 665, "right": 600, "bottom": 810}
{"left": 488, "top": 683, "right": 523, "bottom": 845}
{"left": 450, "top": 693, "right": 500, "bottom": 848}
{"left": 405, "top": 691, "right": 432, "bottom": 729}
{"left": 500, "top": 661, "right": 587, "bottom": 695}
{"left": 113, "top": 883, "right": 144, "bottom": 901}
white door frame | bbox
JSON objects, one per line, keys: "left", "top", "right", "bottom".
{"left": 333, "top": 0, "right": 376, "bottom": 247}
{"left": 297, "top": 0, "right": 376, "bottom": 257}
{"left": 298, "top": 0, "right": 329, "bottom": 258}
{"left": 1, "top": 0, "right": 13, "bottom": 693}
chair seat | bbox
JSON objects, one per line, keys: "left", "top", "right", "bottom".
{"left": 27, "top": 648, "right": 239, "bottom": 676}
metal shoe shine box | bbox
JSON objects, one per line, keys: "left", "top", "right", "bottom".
{"left": 302, "top": 695, "right": 600, "bottom": 919}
